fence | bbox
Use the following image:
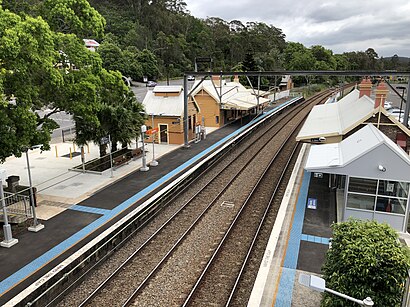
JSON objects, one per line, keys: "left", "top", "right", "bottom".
{"left": 268, "top": 90, "right": 290, "bottom": 102}
{"left": 1, "top": 191, "right": 32, "bottom": 218}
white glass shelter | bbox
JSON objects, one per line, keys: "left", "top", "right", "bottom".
{"left": 305, "top": 124, "right": 410, "bottom": 232}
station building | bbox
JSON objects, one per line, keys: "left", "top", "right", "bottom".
{"left": 190, "top": 76, "right": 270, "bottom": 128}
{"left": 305, "top": 124, "right": 410, "bottom": 232}
{"left": 142, "top": 86, "right": 200, "bottom": 144}
{"left": 298, "top": 78, "right": 410, "bottom": 232}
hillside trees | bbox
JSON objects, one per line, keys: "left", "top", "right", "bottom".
{"left": 42, "top": 0, "right": 106, "bottom": 39}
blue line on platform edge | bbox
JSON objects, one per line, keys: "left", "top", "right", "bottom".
{"left": 0, "top": 97, "right": 301, "bottom": 296}
{"left": 275, "top": 171, "right": 311, "bottom": 307}
{"left": 301, "top": 234, "right": 330, "bottom": 245}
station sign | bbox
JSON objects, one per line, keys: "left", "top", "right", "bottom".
{"left": 307, "top": 198, "right": 317, "bottom": 210}
{"left": 146, "top": 128, "right": 158, "bottom": 135}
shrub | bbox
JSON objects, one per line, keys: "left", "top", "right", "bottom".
{"left": 321, "top": 219, "right": 410, "bottom": 307}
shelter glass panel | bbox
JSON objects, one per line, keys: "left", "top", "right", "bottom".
{"left": 348, "top": 177, "right": 377, "bottom": 194}
{"left": 377, "top": 180, "right": 409, "bottom": 199}
{"left": 347, "top": 194, "right": 375, "bottom": 211}
{"left": 375, "top": 197, "right": 407, "bottom": 215}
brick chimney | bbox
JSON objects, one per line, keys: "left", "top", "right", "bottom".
{"left": 375, "top": 81, "right": 389, "bottom": 108}
{"left": 233, "top": 75, "right": 240, "bottom": 83}
{"left": 359, "top": 77, "right": 372, "bottom": 98}
{"left": 212, "top": 75, "right": 221, "bottom": 87}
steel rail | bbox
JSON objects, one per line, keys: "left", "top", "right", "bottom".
{"left": 119, "top": 98, "right": 312, "bottom": 307}
{"left": 225, "top": 94, "right": 331, "bottom": 306}
{"left": 181, "top": 93, "right": 326, "bottom": 306}
{"left": 184, "top": 70, "right": 410, "bottom": 77}
{"left": 121, "top": 91, "right": 330, "bottom": 307}
{"left": 78, "top": 95, "right": 305, "bottom": 307}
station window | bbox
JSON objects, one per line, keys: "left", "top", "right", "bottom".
{"left": 346, "top": 177, "right": 409, "bottom": 215}
{"left": 347, "top": 194, "right": 375, "bottom": 211}
{"left": 216, "top": 116, "right": 219, "bottom": 124}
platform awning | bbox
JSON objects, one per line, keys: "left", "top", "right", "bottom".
{"left": 296, "top": 89, "right": 375, "bottom": 141}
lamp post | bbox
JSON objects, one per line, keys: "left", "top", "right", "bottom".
{"left": 397, "top": 86, "right": 406, "bottom": 122}
{"left": 299, "top": 274, "right": 374, "bottom": 306}
{"left": 150, "top": 113, "right": 160, "bottom": 167}
{"left": 140, "top": 125, "right": 149, "bottom": 172}
{"left": 25, "top": 148, "right": 45, "bottom": 232}
{"left": 108, "top": 135, "right": 113, "bottom": 178}
{"left": 0, "top": 169, "right": 18, "bottom": 248}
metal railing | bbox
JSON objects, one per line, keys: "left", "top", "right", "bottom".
{"left": 1, "top": 191, "right": 32, "bottom": 218}
{"left": 402, "top": 269, "right": 410, "bottom": 307}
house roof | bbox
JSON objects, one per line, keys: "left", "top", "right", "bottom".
{"left": 305, "top": 124, "right": 410, "bottom": 182}
{"left": 143, "top": 86, "right": 198, "bottom": 117}
{"left": 153, "top": 86, "right": 182, "bottom": 93}
{"left": 191, "top": 79, "right": 269, "bottom": 110}
{"left": 83, "top": 39, "right": 100, "bottom": 47}
{"left": 296, "top": 89, "right": 410, "bottom": 141}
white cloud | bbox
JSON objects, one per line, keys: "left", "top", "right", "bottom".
{"left": 185, "top": 0, "right": 410, "bottom": 57}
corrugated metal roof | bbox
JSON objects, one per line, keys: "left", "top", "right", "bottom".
{"left": 142, "top": 87, "right": 184, "bottom": 116}
{"left": 296, "top": 89, "right": 375, "bottom": 140}
{"left": 191, "top": 80, "right": 269, "bottom": 110}
{"left": 305, "top": 124, "right": 410, "bottom": 180}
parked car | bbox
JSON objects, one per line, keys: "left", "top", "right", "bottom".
{"left": 384, "top": 101, "right": 393, "bottom": 110}
{"left": 187, "top": 75, "right": 195, "bottom": 81}
{"left": 146, "top": 80, "right": 157, "bottom": 87}
{"left": 388, "top": 109, "right": 404, "bottom": 117}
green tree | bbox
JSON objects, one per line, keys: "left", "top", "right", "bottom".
{"left": 75, "top": 70, "right": 145, "bottom": 156}
{"left": 0, "top": 1, "right": 145, "bottom": 161}
{"left": 97, "top": 42, "right": 125, "bottom": 72}
{"left": 42, "top": 0, "right": 106, "bottom": 39}
{"left": 321, "top": 219, "right": 410, "bottom": 307}
{"left": 136, "top": 49, "right": 159, "bottom": 80}
{"left": 365, "top": 47, "right": 378, "bottom": 70}
{"left": 0, "top": 7, "right": 61, "bottom": 161}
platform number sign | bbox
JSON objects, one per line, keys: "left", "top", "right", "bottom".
{"left": 307, "top": 198, "right": 317, "bottom": 210}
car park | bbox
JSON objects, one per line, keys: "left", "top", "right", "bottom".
{"left": 146, "top": 81, "right": 157, "bottom": 87}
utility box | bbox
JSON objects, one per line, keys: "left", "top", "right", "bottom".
{"left": 6, "top": 176, "right": 20, "bottom": 193}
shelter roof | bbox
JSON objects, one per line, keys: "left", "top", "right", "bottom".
{"left": 305, "top": 124, "right": 410, "bottom": 181}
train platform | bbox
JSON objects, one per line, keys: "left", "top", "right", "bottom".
{"left": 1, "top": 96, "right": 305, "bottom": 305}
{"left": 0, "top": 96, "right": 335, "bottom": 306}
{"left": 0, "top": 117, "right": 248, "bottom": 304}
{"left": 249, "top": 144, "right": 336, "bottom": 307}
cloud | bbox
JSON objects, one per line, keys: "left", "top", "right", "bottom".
{"left": 185, "top": 0, "right": 410, "bottom": 57}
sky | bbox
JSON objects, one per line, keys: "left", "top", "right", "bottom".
{"left": 184, "top": 0, "right": 410, "bottom": 57}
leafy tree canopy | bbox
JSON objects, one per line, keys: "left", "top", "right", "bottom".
{"left": 322, "top": 219, "right": 410, "bottom": 307}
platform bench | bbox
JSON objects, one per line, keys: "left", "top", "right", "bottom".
{"left": 113, "top": 155, "right": 130, "bottom": 169}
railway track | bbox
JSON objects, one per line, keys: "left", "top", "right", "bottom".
{"left": 58, "top": 90, "right": 330, "bottom": 307}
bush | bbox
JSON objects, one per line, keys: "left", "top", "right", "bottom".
{"left": 321, "top": 219, "right": 410, "bottom": 307}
